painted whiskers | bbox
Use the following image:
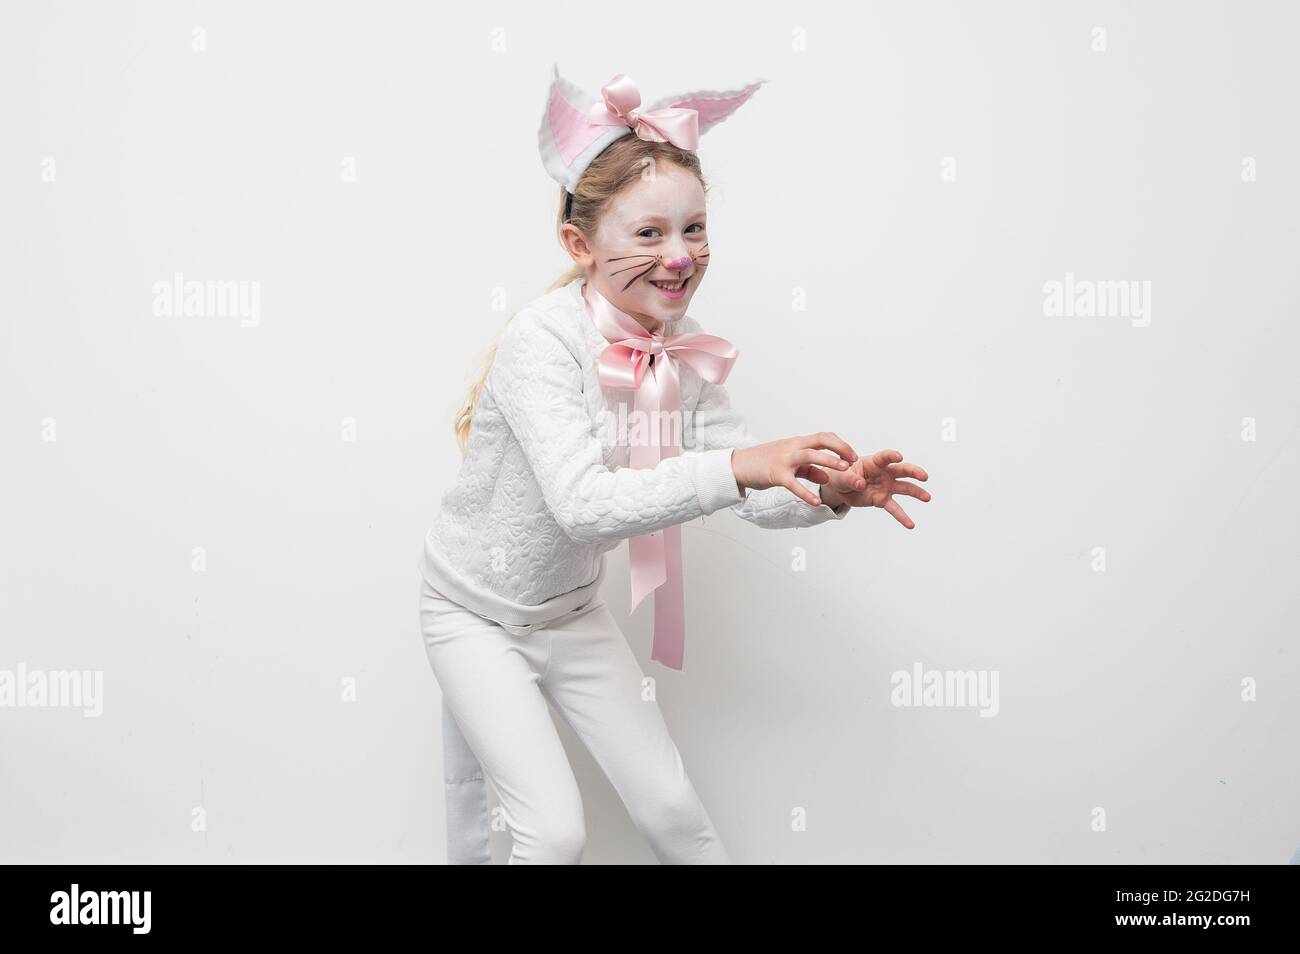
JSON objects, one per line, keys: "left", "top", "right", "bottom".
{"left": 605, "top": 244, "right": 710, "bottom": 292}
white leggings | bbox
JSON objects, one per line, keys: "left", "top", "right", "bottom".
{"left": 418, "top": 574, "right": 731, "bottom": 864}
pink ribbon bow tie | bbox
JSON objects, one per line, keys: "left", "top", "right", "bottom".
{"left": 582, "top": 282, "right": 739, "bottom": 670}
{"left": 587, "top": 74, "right": 701, "bottom": 152}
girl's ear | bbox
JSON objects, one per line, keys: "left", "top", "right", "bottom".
{"left": 646, "top": 79, "right": 767, "bottom": 135}
{"left": 559, "top": 223, "right": 595, "bottom": 267}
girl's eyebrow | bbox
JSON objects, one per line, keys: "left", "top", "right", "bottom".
{"left": 632, "top": 211, "right": 708, "bottom": 227}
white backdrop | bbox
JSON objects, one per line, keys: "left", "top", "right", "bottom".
{"left": 2, "top": 0, "right": 1296, "bottom": 864}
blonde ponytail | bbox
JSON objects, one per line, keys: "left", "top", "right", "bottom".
{"left": 452, "top": 335, "right": 501, "bottom": 457}
{"left": 451, "top": 263, "right": 575, "bottom": 459}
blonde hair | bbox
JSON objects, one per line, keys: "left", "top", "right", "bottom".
{"left": 453, "top": 137, "right": 707, "bottom": 456}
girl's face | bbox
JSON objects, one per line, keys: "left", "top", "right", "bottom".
{"left": 564, "top": 163, "right": 708, "bottom": 332}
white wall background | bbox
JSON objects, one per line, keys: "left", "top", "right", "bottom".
{"left": 2, "top": 0, "right": 1296, "bottom": 864}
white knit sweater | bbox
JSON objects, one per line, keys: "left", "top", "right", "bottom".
{"left": 417, "top": 276, "right": 850, "bottom": 625}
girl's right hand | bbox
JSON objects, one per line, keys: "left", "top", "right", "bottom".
{"left": 730, "top": 433, "right": 858, "bottom": 507}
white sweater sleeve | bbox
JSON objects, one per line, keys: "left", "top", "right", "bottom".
{"left": 488, "top": 309, "right": 746, "bottom": 545}
{"left": 683, "top": 360, "right": 851, "bottom": 530}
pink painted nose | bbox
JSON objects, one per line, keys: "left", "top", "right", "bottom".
{"left": 664, "top": 256, "right": 692, "bottom": 271}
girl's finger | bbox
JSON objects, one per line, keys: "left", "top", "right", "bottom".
{"left": 798, "top": 448, "right": 853, "bottom": 471}
{"left": 782, "top": 476, "right": 823, "bottom": 508}
{"left": 890, "top": 480, "right": 932, "bottom": 501}
{"left": 796, "top": 464, "right": 831, "bottom": 485}
{"left": 884, "top": 498, "right": 915, "bottom": 529}
{"left": 804, "top": 431, "right": 858, "bottom": 464}
{"left": 887, "top": 461, "right": 928, "bottom": 481}
{"left": 873, "top": 448, "right": 903, "bottom": 469}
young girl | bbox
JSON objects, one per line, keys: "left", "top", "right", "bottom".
{"left": 417, "top": 66, "right": 932, "bottom": 865}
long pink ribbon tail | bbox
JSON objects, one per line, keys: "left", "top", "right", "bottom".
{"left": 584, "top": 282, "right": 738, "bottom": 670}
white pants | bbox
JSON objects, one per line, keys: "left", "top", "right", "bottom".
{"left": 418, "top": 574, "right": 731, "bottom": 864}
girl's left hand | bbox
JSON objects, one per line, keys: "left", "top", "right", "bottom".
{"left": 820, "top": 448, "right": 931, "bottom": 529}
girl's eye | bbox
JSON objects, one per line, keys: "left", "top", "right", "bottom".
{"left": 638, "top": 224, "right": 705, "bottom": 238}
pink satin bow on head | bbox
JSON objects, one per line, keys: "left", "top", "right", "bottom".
{"left": 588, "top": 74, "right": 701, "bottom": 152}
{"left": 582, "top": 282, "right": 739, "bottom": 670}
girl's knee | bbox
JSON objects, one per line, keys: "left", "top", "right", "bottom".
{"left": 632, "top": 779, "right": 729, "bottom": 863}
{"left": 511, "top": 805, "right": 587, "bottom": 864}
{"left": 635, "top": 777, "right": 711, "bottom": 839}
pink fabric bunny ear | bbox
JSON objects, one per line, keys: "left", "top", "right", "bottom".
{"left": 539, "top": 64, "right": 635, "bottom": 194}
{"left": 538, "top": 64, "right": 767, "bottom": 194}
{"left": 644, "top": 79, "right": 768, "bottom": 135}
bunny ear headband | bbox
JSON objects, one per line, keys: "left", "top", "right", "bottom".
{"left": 538, "top": 63, "right": 767, "bottom": 194}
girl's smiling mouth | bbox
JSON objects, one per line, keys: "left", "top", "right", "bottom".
{"left": 650, "top": 275, "right": 691, "bottom": 299}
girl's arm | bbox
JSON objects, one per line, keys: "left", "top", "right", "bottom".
{"left": 490, "top": 309, "right": 747, "bottom": 545}
{"left": 682, "top": 354, "right": 851, "bottom": 530}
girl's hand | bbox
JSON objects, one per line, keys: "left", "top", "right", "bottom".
{"left": 730, "top": 433, "right": 858, "bottom": 508}
{"left": 821, "top": 448, "right": 931, "bottom": 529}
